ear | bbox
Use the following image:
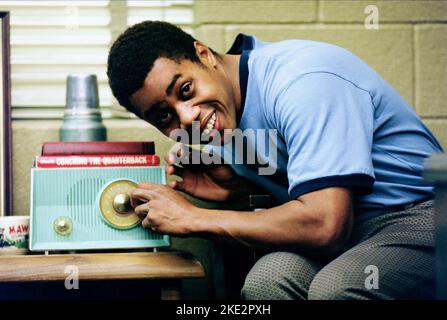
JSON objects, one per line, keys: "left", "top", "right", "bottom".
{"left": 193, "top": 41, "right": 217, "bottom": 68}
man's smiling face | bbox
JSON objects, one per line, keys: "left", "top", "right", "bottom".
{"left": 130, "top": 46, "right": 239, "bottom": 144}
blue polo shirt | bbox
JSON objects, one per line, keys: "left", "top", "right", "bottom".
{"left": 210, "top": 34, "right": 443, "bottom": 221}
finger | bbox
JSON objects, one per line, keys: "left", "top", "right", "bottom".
{"left": 167, "top": 161, "right": 205, "bottom": 175}
{"left": 142, "top": 216, "right": 151, "bottom": 229}
{"left": 168, "top": 179, "right": 186, "bottom": 192}
{"left": 165, "top": 164, "right": 175, "bottom": 176}
{"left": 165, "top": 164, "right": 174, "bottom": 175}
{"left": 134, "top": 202, "right": 150, "bottom": 220}
{"left": 167, "top": 142, "right": 218, "bottom": 169}
{"left": 130, "top": 197, "right": 146, "bottom": 209}
{"left": 168, "top": 143, "right": 207, "bottom": 166}
{"left": 130, "top": 188, "right": 155, "bottom": 208}
{"left": 164, "top": 149, "right": 176, "bottom": 165}
{"left": 170, "top": 179, "right": 187, "bottom": 192}
{"left": 166, "top": 164, "right": 185, "bottom": 177}
{"left": 168, "top": 180, "right": 176, "bottom": 189}
{"left": 165, "top": 143, "right": 188, "bottom": 165}
{"left": 142, "top": 216, "right": 158, "bottom": 232}
{"left": 138, "top": 182, "right": 164, "bottom": 191}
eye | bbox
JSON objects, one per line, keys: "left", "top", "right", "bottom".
{"left": 180, "top": 82, "right": 192, "bottom": 100}
{"left": 157, "top": 110, "right": 173, "bottom": 128}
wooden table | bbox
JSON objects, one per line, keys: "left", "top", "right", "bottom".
{"left": 0, "top": 251, "right": 205, "bottom": 300}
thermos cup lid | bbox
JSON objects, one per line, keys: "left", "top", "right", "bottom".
{"left": 66, "top": 74, "right": 99, "bottom": 110}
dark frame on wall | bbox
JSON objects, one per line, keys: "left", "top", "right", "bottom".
{"left": 0, "top": 11, "right": 12, "bottom": 216}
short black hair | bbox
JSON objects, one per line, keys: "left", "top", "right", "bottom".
{"left": 107, "top": 21, "right": 200, "bottom": 113}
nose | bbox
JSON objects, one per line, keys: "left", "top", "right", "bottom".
{"left": 175, "top": 102, "right": 201, "bottom": 130}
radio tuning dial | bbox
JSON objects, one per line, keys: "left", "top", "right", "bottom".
{"left": 98, "top": 179, "right": 140, "bottom": 229}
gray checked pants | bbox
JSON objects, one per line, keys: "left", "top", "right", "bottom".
{"left": 241, "top": 200, "right": 435, "bottom": 300}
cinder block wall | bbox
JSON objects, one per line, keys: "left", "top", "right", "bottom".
{"left": 195, "top": 0, "right": 447, "bottom": 148}
{"left": 12, "top": 0, "right": 447, "bottom": 213}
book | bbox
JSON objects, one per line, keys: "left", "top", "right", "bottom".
{"left": 41, "top": 141, "right": 155, "bottom": 156}
{"left": 35, "top": 154, "right": 160, "bottom": 168}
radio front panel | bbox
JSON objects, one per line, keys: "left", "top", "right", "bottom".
{"left": 30, "top": 167, "right": 170, "bottom": 251}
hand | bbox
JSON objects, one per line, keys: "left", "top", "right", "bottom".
{"left": 165, "top": 143, "right": 244, "bottom": 202}
{"left": 130, "top": 182, "right": 201, "bottom": 236}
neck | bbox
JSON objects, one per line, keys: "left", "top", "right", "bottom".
{"left": 221, "top": 54, "right": 242, "bottom": 114}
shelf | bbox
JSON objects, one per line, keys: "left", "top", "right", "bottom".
{"left": 0, "top": 251, "right": 205, "bottom": 282}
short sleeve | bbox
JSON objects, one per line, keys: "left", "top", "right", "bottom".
{"left": 272, "top": 72, "right": 376, "bottom": 199}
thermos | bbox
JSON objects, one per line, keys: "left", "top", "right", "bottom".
{"left": 60, "top": 74, "right": 107, "bottom": 141}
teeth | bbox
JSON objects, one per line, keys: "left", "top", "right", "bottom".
{"left": 202, "top": 112, "right": 216, "bottom": 138}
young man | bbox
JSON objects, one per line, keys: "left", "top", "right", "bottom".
{"left": 107, "top": 21, "right": 443, "bottom": 299}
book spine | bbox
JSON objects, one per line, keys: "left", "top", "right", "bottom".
{"left": 35, "top": 154, "right": 160, "bottom": 168}
{"left": 41, "top": 141, "right": 155, "bottom": 156}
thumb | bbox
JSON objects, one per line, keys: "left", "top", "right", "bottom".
{"left": 169, "top": 180, "right": 186, "bottom": 192}
{"left": 166, "top": 142, "right": 190, "bottom": 165}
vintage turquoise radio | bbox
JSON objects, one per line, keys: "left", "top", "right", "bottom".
{"left": 29, "top": 166, "right": 170, "bottom": 251}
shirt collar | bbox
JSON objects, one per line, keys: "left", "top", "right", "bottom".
{"left": 227, "top": 34, "right": 254, "bottom": 111}
{"left": 227, "top": 33, "right": 255, "bottom": 54}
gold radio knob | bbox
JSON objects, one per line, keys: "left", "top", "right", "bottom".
{"left": 54, "top": 216, "right": 73, "bottom": 236}
{"left": 113, "top": 193, "right": 132, "bottom": 214}
{"left": 98, "top": 179, "right": 140, "bottom": 229}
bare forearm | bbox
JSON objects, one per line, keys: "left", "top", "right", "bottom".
{"left": 192, "top": 200, "right": 350, "bottom": 254}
